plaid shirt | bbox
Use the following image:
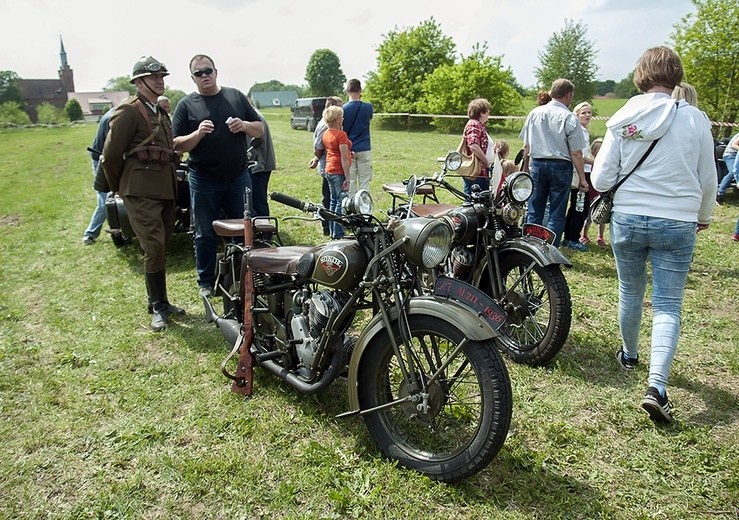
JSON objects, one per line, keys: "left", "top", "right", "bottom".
{"left": 464, "top": 118, "right": 488, "bottom": 177}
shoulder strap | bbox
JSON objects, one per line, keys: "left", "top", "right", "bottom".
{"left": 344, "top": 101, "right": 361, "bottom": 137}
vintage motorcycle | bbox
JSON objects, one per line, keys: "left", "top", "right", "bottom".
{"left": 384, "top": 151, "right": 572, "bottom": 365}
{"left": 203, "top": 188, "right": 512, "bottom": 482}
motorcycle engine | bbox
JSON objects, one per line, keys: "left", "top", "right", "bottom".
{"left": 290, "top": 289, "right": 350, "bottom": 379}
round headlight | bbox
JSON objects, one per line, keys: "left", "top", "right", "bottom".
{"left": 505, "top": 172, "right": 534, "bottom": 203}
{"left": 342, "top": 189, "right": 373, "bottom": 215}
{"left": 393, "top": 218, "right": 452, "bottom": 268}
{"left": 445, "top": 151, "right": 462, "bottom": 171}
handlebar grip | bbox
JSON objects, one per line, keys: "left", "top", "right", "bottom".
{"left": 270, "top": 191, "right": 312, "bottom": 212}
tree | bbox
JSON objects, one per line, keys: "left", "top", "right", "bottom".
{"left": 0, "top": 71, "right": 25, "bottom": 106}
{"left": 534, "top": 20, "right": 598, "bottom": 104}
{"left": 305, "top": 49, "right": 346, "bottom": 96}
{"left": 64, "top": 98, "right": 83, "bottom": 121}
{"left": 365, "top": 17, "right": 456, "bottom": 118}
{"left": 671, "top": 0, "right": 739, "bottom": 134}
{"left": 595, "top": 80, "right": 616, "bottom": 96}
{"left": 104, "top": 76, "right": 136, "bottom": 95}
{"left": 614, "top": 72, "right": 639, "bottom": 99}
{"left": 36, "top": 102, "right": 67, "bottom": 124}
{"left": 0, "top": 101, "right": 31, "bottom": 125}
{"left": 418, "top": 44, "right": 524, "bottom": 133}
{"left": 163, "top": 88, "right": 186, "bottom": 112}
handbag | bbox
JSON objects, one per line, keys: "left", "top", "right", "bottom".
{"left": 589, "top": 138, "right": 660, "bottom": 224}
{"left": 456, "top": 138, "right": 481, "bottom": 179}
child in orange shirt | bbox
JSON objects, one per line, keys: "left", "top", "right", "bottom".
{"left": 322, "top": 106, "right": 352, "bottom": 239}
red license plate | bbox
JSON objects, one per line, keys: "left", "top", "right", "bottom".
{"left": 522, "top": 223, "right": 556, "bottom": 244}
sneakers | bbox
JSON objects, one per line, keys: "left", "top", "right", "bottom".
{"left": 82, "top": 236, "right": 95, "bottom": 245}
{"left": 199, "top": 286, "right": 214, "bottom": 299}
{"left": 733, "top": 233, "right": 739, "bottom": 242}
{"left": 616, "top": 347, "right": 638, "bottom": 371}
{"left": 579, "top": 235, "right": 590, "bottom": 245}
{"left": 641, "top": 386, "right": 674, "bottom": 423}
{"left": 716, "top": 194, "right": 724, "bottom": 205}
{"left": 567, "top": 240, "right": 588, "bottom": 252}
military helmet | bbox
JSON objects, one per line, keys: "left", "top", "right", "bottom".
{"left": 130, "top": 56, "right": 169, "bottom": 83}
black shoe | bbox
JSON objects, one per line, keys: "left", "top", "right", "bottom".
{"left": 716, "top": 194, "right": 724, "bottom": 205}
{"left": 147, "top": 302, "right": 186, "bottom": 315}
{"left": 641, "top": 387, "right": 674, "bottom": 423}
{"left": 616, "top": 348, "right": 638, "bottom": 371}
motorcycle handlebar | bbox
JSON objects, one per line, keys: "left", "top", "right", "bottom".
{"left": 270, "top": 191, "right": 314, "bottom": 212}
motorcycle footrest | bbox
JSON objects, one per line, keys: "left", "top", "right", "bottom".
{"left": 254, "top": 350, "right": 283, "bottom": 363}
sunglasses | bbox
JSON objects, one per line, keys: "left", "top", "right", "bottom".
{"left": 192, "top": 68, "right": 214, "bottom": 78}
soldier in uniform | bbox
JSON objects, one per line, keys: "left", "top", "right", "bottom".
{"left": 102, "top": 56, "right": 184, "bottom": 332}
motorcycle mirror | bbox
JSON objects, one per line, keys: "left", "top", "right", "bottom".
{"left": 405, "top": 175, "right": 418, "bottom": 197}
{"left": 514, "top": 148, "right": 525, "bottom": 166}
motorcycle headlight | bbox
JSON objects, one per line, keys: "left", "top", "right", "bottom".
{"left": 505, "top": 171, "right": 533, "bottom": 203}
{"left": 393, "top": 217, "right": 452, "bottom": 268}
{"left": 445, "top": 151, "right": 462, "bottom": 172}
{"left": 342, "top": 189, "right": 373, "bottom": 215}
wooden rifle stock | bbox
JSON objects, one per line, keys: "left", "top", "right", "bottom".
{"left": 232, "top": 187, "right": 255, "bottom": 396}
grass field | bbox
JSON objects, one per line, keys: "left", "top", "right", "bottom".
{"left": 0, "top": 104, "right": 738, "bottom": 519}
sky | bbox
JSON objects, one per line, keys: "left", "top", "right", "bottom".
{"left": 0, "top": 0, "right": 696, "bottom": 95}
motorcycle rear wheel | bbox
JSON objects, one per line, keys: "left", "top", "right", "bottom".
{"left": 480, "top": 252, "right": 571, "bottom": 365}
{"left": 357, "top": 316, "right": 511, "bottom": 483}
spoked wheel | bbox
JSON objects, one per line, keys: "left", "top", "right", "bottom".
{"left": 357, "top": 316, "right": 511, "bottom": 483}
{"left": 480, "top": 252, "right": 571, "bottom": 365}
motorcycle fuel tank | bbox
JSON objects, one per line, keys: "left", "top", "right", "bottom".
{"left": 308, "top": 240, "right": 366, "bottom": 290}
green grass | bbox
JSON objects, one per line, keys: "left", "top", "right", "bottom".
{"left": 1, "top": 109, "right": 738, "bottom": 519}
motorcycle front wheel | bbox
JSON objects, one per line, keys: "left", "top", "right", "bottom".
{"left": 357, "top": 316, "right": 511, "bottom": 483}
{"left": 481, "top": 252, "right": 572, "bottom": 365}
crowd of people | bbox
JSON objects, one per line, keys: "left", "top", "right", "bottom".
{"left": 84, "top": 47, "right": 731, "bottom": 424}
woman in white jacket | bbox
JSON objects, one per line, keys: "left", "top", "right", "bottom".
{"left": 591, "top": 46, "right": 716, "bottom": 423}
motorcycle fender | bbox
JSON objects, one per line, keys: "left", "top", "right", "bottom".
{"left": 498, "top": 236, "right": 572, "bottom": 268}
{"left": 343, "top": 296, "right": 498, "bottom": 414}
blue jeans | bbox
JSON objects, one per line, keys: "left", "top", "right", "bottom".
{"left": 189, "top": 169, "right": 251, "bottom": 288}
{"left": 325, "top": 173, "right": 346, "bottom": 239}
{"left": 250, "top": 170, "right": 271, "bottom": 217}
{"left": 84, "top": 190, "right": 108, "bottom": 239}
{"left": 611, "top": 212, "right": 696, "bottom": 391}
{"left": 718, "top": 155, "right": 737, "bottom": 196}
{"left": 463, "top": 176, "right": 490, "bottom": 197}
{"left": 526, "top": 159, "right": 572, "bottom": 247}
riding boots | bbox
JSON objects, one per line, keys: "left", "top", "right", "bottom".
{"left": 145, "top": 269, "right": 184, "bottom": 332}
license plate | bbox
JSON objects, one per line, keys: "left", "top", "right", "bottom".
{"left": 433, "top": 277, "right": 506, "bottom": 330}
{"left": 522, "top": 223, "right": 556, "bottom": 244}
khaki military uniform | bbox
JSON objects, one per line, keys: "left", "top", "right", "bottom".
{"left": 103, "top": 93, "right": 177, "bottom": 272}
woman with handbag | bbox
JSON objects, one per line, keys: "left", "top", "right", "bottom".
{"left": 591, "top": 47, "right": 716, "bottom": 423}
{"left": 461, "top": 98, "right": 492, "bottom": 196}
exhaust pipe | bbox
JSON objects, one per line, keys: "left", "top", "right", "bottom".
{"left": 259, "top": 344, "right": 343, "bottom": 395}
{"left": 203, "top": 295, "right": 241, "bottom": 346}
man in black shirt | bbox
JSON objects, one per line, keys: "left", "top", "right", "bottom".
{"left": 172, "top": 54, "right": 263, "bottom": 298}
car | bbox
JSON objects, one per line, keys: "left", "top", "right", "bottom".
{"left": 290, "top": 97, "right": 327, "bottom": 132}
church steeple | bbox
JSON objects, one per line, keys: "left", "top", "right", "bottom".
{"left": 60, "top": 35, "right": 68, "bottom": 68}
{"left": 58, "top": 35, "right": 74, "bottom": 93}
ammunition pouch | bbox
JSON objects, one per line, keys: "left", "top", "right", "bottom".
{"left": 127, "top": 145, "right": 176, "bottom": 164}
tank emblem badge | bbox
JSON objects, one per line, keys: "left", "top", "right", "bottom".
{"left": 320, "top": 255, "right": 344, "bottom": 277}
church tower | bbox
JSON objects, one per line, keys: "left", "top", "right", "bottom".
{"left": 58, "top": 35, "right": 75, "bottom": 93}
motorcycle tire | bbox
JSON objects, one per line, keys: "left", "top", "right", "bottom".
{"left": 480, "top": 252, "right": 572, "bottom": 366}
{"left": 357, "top": 315, "right": 511, "bottom": 483}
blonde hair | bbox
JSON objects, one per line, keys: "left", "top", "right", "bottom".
{"left": 494, "top": 139, "right": 510, "bottom": 159}
{"left": 573, "top": 102, "right": 592, "bottom": 116}
{"left": 323, "top": 105, "right": 344, "bottom": 126}
{"left": 590, "top": 138, "right": 603, "bottom": 157}
{"left": 633, "top": 46, "right": 683, "bottom": 92}
{"left": 672, "top": 82, "right": 698, "bottom": 107}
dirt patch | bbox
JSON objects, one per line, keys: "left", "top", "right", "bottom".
{"left": 0, "top": 213, "right": 22, "bottom": 227}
